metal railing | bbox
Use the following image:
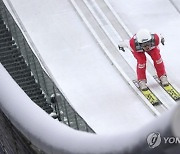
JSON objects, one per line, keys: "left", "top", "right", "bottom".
{"left": 0, "top": 0, "right": 94, "bottom": 133}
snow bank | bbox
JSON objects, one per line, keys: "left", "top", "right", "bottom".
{"left": 0, "top": 63, "right": 179, "bottom": 154}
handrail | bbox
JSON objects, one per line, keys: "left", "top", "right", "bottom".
{"left": 0, "top": 0, "right": 94, "bottom": 133}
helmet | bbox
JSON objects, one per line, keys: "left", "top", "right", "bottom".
{"left": 136, "top": 29, "right": 151, "bottom": 43}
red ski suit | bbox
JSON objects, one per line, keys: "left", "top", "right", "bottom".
{"left": 129, "top": 34, "right": 166, "bottom": 81}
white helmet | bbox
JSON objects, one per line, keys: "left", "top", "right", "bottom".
{"left": 136, "top": 29, "right": 151, "bottom": 43}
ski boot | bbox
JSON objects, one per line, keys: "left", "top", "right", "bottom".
{"left": 138, "top": 80, "right": 148, "bottom": 91}
{"left": 159, "top": 75, "right": 169, "bottom": 86}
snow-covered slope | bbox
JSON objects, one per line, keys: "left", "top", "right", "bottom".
{"left": 4, "top": 0, "right": 180, "bottom": 134}
{"left": 109, "top": 0, "right": 180, "bottom": 89}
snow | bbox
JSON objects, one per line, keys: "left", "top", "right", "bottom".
{"left": 0, "top": 64, "right": 177, "bottom": 154}
{"left": 0, "top": 63, "right": 133, "bottom": 154}
{"left": 109, "top": 0, "right": 180, "bottom": 89}
{"left": 3, "top": 0, "right": 157, "bottom": 135}
{"left": 3, "top": 0, "right": 180, "bottom": 134}
{"left": 0, "top": 0, "right": 180, "bottom": 153}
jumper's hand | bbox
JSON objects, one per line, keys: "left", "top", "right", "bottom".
{"left": 161, "top": 37, "right": 165, "bottom": 45}
{"left": 118, "top": 45, "right": 125, "bottom": 52}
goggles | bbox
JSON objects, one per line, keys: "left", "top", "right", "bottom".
{"left": 140, "top": 40, "right": 151, "bottom": 48}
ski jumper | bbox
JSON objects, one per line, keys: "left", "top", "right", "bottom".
{"left": 129, "top": 34, "right": 166, "bottom": 81}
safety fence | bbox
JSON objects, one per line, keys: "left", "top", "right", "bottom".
{"left": 0, "top": 0, "right": 94, "bottom": 133}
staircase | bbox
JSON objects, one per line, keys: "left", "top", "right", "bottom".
{"left": 0, "top": 15, "right": 53, "bottom": 114}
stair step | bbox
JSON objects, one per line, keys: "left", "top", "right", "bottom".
{"left": 0, "top": 44, "right": 17, "bottom": 51}
{"left": 0, "top": 24, "right": 6, "bottom": 29}
{"left": 1, "top": 56, "right": 24, "bottom": 66}
{"left": 0, "top": 28, "right": 8, "bottom": 34}
{"left": 0, "top": 23, "right": 52, "bottom": 114}
{"left": 0, "top": 40, "right": 15, "bottom": 47}
{"left": 0, "top": 36, "right": 12, "bottom": 43}
{"left": 0, "top": 19, "right": 4, "bottom": 25}
{"left": 9, "top": 70, "right": 31, "bottom": 78}
{"left": 0, "top": 31, "right": 11, "bottom": 38}
{"left": 14, "top": 75, "right": 35, "bottom": 83}
{"left": 20, "top": 82, "right": 40, "bottom": 90}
